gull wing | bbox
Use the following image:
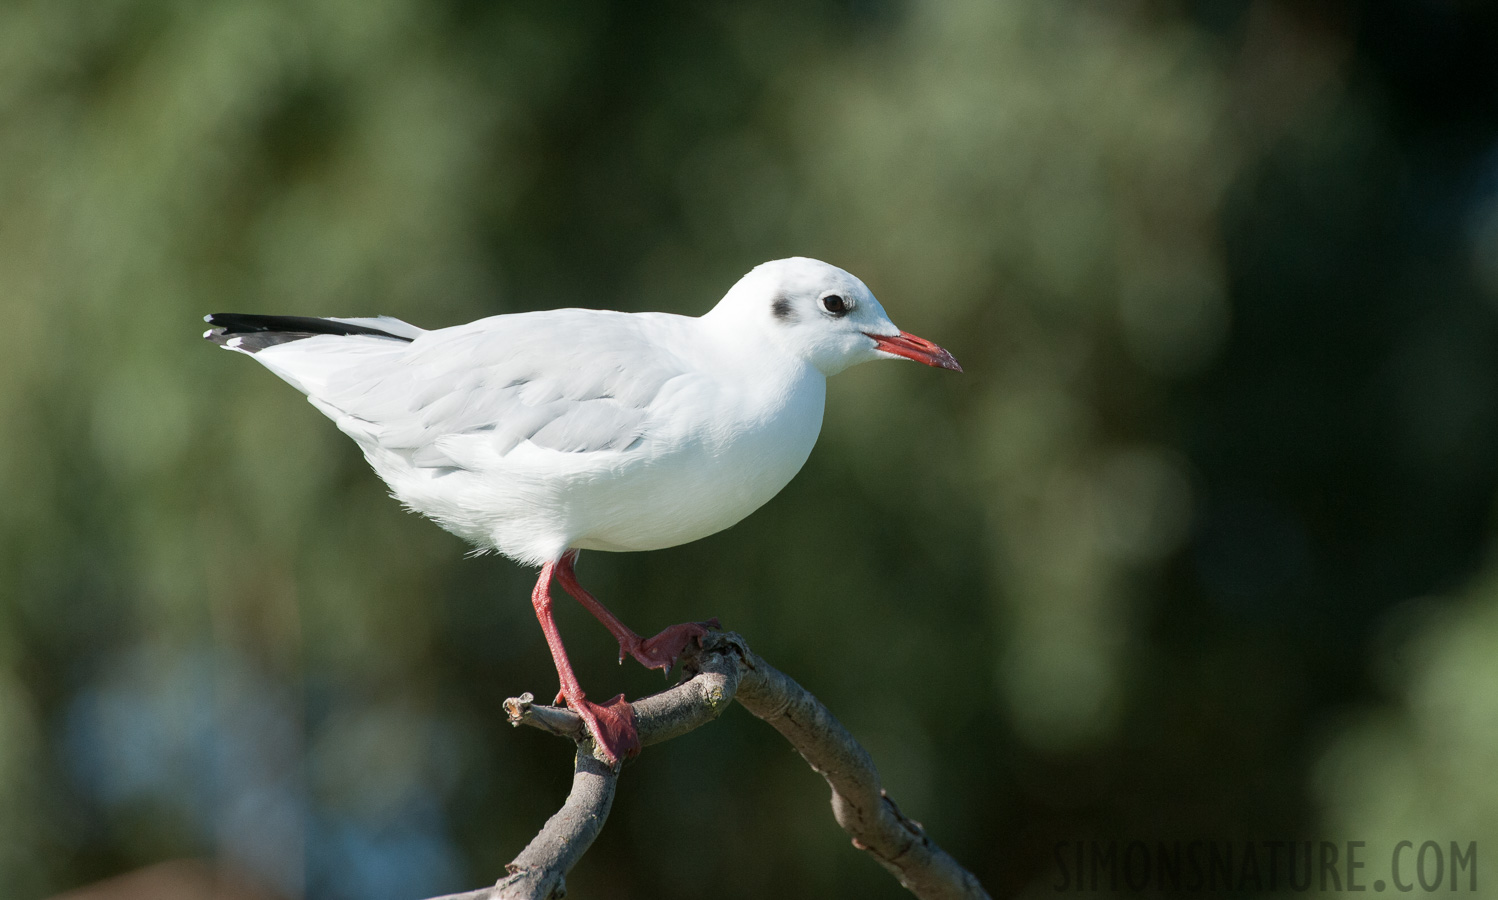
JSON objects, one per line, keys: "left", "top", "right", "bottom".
{"left": 302, "top": 309, "right": 692, "bottom": 466}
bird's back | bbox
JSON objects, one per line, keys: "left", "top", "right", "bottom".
{"left": 207, "top": 308, "right": 826, "bottom": 564}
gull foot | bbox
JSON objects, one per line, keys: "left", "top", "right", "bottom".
{"left": 569, "top": 692, "right": 640, "bottom": 766}
{"left": 620, "top": 618, "right": 720, "bottom": 673}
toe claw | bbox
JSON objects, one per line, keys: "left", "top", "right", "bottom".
{"left": 625, "top": 619, "right": 718, "bottom": 672}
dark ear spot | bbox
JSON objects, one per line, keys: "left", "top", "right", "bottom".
{"left": 771, "top": 297, "right": 796, "bottom": 322}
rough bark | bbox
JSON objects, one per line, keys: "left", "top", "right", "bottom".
{"left": 423, "top": 631, "right": 990, "bottom": 900}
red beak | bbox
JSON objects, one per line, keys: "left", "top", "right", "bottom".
{"left": 865, "top": 330, "right": 963, "bottom": 372}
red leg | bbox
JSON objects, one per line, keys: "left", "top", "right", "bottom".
{"left": 530, "top": 559, "right": 639, "bottom": 766}
{"left": 555, "top": 550, "right": 717, "bottom": 674}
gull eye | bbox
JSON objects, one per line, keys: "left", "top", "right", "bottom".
{"left": 820, "top": 294, "right": 849, "bottom": 316}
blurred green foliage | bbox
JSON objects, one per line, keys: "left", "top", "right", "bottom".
{"left": 4, "top": 1, "right": 1498, "bottom": 898}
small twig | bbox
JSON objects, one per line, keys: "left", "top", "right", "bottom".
{"left": 423, "top": 631, "right": 989, "bottom": 900}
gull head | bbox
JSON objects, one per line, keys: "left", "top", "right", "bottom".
{"left": 707, "top": 257, "right": 962, "bottom": 377}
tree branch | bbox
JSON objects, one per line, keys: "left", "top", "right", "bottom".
{"left": 424, "top": 631, "right": 990, "bottom": 900}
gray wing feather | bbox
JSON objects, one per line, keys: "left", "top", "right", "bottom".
{"left": 529, "top": 401, "right": 647, "bottom": 453}
{"left": 315, "top": 310, "right": 685, "bottom": 466}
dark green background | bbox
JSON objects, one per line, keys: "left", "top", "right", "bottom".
{"left": 4, "top": 2, "right": 1497, "bottom": 898}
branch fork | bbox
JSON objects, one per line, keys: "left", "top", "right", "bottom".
{"left": 426, "top": 632, "right": 989, "bottom": 900}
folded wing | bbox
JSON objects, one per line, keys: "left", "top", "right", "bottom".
{"left": 216, "top": 310, "right": 691, "bottom": 468}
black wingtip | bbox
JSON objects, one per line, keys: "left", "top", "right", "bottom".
{"left": 203, "top": 313, "right": 415, "bottom": 353}
{"left": 205, "top": 313, "right": 413, "bottom": 340}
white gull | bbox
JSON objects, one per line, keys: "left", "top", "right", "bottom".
{"left": 205, "top": 257, "right": 960, "bottom": 763}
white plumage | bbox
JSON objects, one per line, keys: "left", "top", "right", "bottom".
{"left": 206, "top": 256, "right": 959, "bottom": 763}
